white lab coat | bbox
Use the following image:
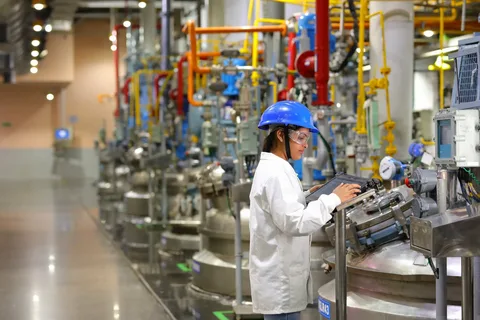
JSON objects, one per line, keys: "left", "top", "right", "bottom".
{"left": 248, "top": 152, "right": 340, "bottom": 315}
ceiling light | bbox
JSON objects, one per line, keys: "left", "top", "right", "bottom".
{"left": 123, "top": 20, "right": 131, "bottom": 28}
{"left": 30, "top": 67, "right": 38, "bottom": 74}
{"left": 30, "top": 59, "right": 38, "bottom": 66}
{"left": 138, "top": 0, "right": 147, "bottom": 8}
{"left": 111, "top": 44, "right": 117, "bottom": 51}
{"left": 31, "top": 50, "right": 39, "bottom": 57}
{"left": 46, "top": 93, "right": 54, "bottom": 101}
{"left": 33, "top": 25, "right": 42, "bottom": 32}
{"left": 109, "top": 34, "right": 116, "bottom": 42}
{"left": 32, "top": 0, "right": 46, "bottom": 10}
{"left": 45, "top": 24, "right": 52, "bottom": 32}
{"left": 423, "top": 30, "right": 435, "bottom": 38}
{"left": 32, "top": 39, "right": 40, "bottom": 47}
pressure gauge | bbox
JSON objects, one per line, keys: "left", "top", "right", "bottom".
{"left": 379, "top": 156, "right": 404, "bottom": 181}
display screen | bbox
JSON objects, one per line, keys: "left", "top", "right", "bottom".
{"left": 437, "top": 119, "right": 452, "bottom": 159}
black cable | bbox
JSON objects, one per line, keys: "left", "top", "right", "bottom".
{"left": 317, "top": 131, "right": 337, "bottom": 175}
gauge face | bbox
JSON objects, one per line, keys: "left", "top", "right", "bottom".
{"left": 380, "top": 159, "right": 396, "bottom": 180}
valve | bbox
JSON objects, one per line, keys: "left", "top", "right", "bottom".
{"left": 209, "top": 81, "right": 228, "bottom": 93}
{"left": 221, "top": 49, "right": 241, "bottom": 59}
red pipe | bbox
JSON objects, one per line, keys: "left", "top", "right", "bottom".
{"left": 312, "top": 0, "right": 332, "bottom": 106}
{"left": 287, "top": 32, "right": 296, "bottom": 91}
{"left": 121, "top": 77, "right": 132, "bottom": 104}
{"left": 177, "top": 55, "right": 188, "bottom": 116}
{"left": 112, "top": 23, "right": 162, "bottom": 115}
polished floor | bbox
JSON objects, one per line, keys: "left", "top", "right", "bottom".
{"left": 0, "top": 179, "right": 172, "bottom": 320}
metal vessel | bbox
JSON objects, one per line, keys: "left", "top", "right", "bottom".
{"left": 97, "top": 148, "right": 130, "bottom": 236}
{"left": 317, "top": 186, "right": 465, "bottom": 319}
{"left": 123, "top": 144, "right": 159, "bottom": 258}
{"left": 159, "top": 168, "right": 201, "bottom": 262}
{"left": 191, "top": 163, "right": 251, "bottom": 297}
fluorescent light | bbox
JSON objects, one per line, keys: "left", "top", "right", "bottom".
{"left": 30, "top": 59, "right": 39, "bottom": 66}
{"left": 32, "top": 39, "right": 40, "bottom": 47}
{"left": 423, "top": 30, "right": 434, "bottom": 38}
{"left": 30, "top": 67, "right": 38, "bottom": 74}
{"left": 138, "top": 1, "right": 147, "bottom": 8}
{"left": 419, "top": 46, "right": 459, "bottom": 58}
{"left": 31, "top": 50, "right": 39, "bottom": 57}
{"left": 45, "top": 24, "right": 52, "bottom": 32}
{"left": 123, "top": 20, "right": 131, "bottom": 28}
{"left": 362, "top": 65, "right": 371, "bottom": 71}
{"left": 33, "top": 25, "right": 43, "bottom": 32}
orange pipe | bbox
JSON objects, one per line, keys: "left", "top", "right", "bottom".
{"left": 184, "top": 20, "right": 285, "bottom": 75}
{"left": 183, "top": 20, "right": 286, "bottom": 107}
{"left": 186, "top": 51, "right": 221, "bottom": 107}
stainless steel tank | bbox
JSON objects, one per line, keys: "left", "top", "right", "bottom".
{"left": 317, "top": 186, "right": 463, "bottom": 319}
{"left": 97, "top": 148, "right": 130, "bottom": 235}
{"left": 191, "top": 163, "right": 252, "bottom": 297}
{"left": 159, "top": 168, "right": 201, "bottom": 260}
{"left": 123, "top": 145, "right": 159, "bottom": 257}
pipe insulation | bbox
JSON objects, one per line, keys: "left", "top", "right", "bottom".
{"left": 369, "top": 1, "right": 414, "bottom": 160}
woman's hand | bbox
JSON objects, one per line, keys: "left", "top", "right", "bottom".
{"left": 332, "top": 183, "right": 362, "bottom": 203}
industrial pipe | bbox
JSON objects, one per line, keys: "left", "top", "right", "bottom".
{"left": 112, "top": 23, "right": 162, "bottom": 114}
{"left": 287, "top": 31, "right": 297, "bottom": 91}
{"left": 186, "top": 51, "right": 221, "bottom": 107}
{"left": 312, "top": 0, "right": 332, "bottom": 106}
{"left": 355, "top": 0, "right": 367, "bottom": 134}
{"left": 177, "top": 54, "right": 188, "bottom": 116}
{"left": 183, "top": 20, "right": 285, "bottom": 106}
{"left": 132, "top": 69, "right": 173, "bottom": 127}
{"left": 183, "top": 20, "right": 286, "bottom": 75}
{"left": 121, "top": 77, "right": 132, "bottom": 104}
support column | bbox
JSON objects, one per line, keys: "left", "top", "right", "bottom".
{"left": 262, "top": 1, "right": 284, "bottom": 66}
{"left": 369, "top": 1, "right": 414, "bottom": 160}
{"left": 140, "top": 1, "right": 157, "bottom": 55}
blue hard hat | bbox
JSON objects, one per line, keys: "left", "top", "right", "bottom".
{"left": 258, "top": 101, "right": 319, "bottom": 133}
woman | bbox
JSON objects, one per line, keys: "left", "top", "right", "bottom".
{"left": 249, "top": 101, "right": 360, "bottom": 320}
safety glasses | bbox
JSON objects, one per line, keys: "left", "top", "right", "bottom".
{"left": 288, "top": 129, "right": 310, "bottom": 145}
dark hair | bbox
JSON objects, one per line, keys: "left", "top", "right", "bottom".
{"left": 262, "top": 131, "right": 278, "bottom": 152}
{"left": 262, "top": 125, "right": 301, "bottom": 152}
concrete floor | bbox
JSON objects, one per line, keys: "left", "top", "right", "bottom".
{"left": 0, "top": 179, "right": 172, "bottom": 320}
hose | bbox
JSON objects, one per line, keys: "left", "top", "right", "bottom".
{"left": 318, "top": 131, "right": 337, "bottom": 175}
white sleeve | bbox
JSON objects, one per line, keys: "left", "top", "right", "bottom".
{"left": 264, "top": 174, "right": 341, "bottom": 237}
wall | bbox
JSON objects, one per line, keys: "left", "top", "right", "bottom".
{"left": 0, "top": 19, "right": 125, "bottom": 181}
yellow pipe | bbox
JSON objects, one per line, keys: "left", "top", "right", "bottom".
{"left": 243, "top": 0, "right": 255, "bottom": 54}
{"left": 133, "top": 69, "right": 173, "bottom": 128}
{"left": 257, "top": 18, "right": 287, "bottom": 24}
{"left": 269, "top": 81, "right": 278, "bottom": 104}
{"left": 439, "top": 1, "right": 445, "bottom": 110}
{"left": 251, "top": 0, "right": 261, "bottom": 86}
{"left": 264, "top": 0, "right": 315, "bottom": 7}
{"left": 330, "top": 7, "right": 457, "bottom": 24}
{"left": 355, "top": 0, "right": 367, "bottom": 135}
{"left": 155, "top": 72, "right": 174, "bottom": 121}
